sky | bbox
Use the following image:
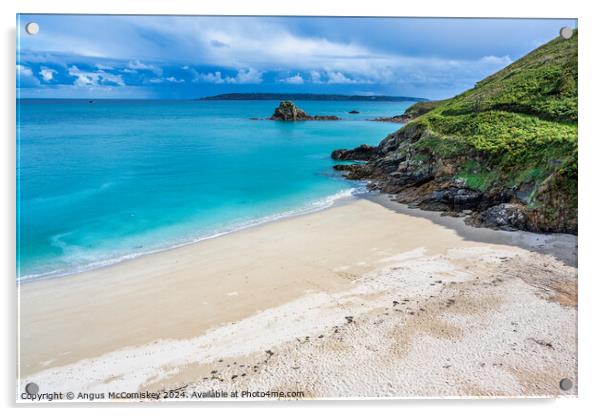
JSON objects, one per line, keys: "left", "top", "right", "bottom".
{"left": 16, "top": 15, "right": 577, "bottom": 100}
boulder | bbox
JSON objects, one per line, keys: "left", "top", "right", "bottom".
{"left": 471, "top": 203, "right": 528, "bottom": 231}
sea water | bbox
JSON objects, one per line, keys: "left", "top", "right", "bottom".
{"left": 17, "top": 99, "right": 410, "bottom": 280}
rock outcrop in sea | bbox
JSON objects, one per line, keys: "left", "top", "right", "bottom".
{"left": 332, "top": 32, "right": 578, "bottom": 234}
{"left": 270, "top": 101, "right": 340, "bottom": 121}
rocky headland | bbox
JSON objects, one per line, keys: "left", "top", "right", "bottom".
{"left": 332, "top": 32, "right": 578, "bottom": 234}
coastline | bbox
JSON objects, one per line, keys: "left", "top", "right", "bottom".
{"left": 18, "top": 186, "right": 364, "bottom": 283}
{"left": 361, "top": 192, "right": 578, "bottom": 267}
{"left": 18, "top": 196, "right": 577, "bottom": 398}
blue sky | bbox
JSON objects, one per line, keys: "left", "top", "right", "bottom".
{"left": 16, "top": 15, "right": 577, "bottom": 100}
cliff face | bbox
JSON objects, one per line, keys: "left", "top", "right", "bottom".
{"left": 333, "top": 31, "right": 578, "bottom": 234}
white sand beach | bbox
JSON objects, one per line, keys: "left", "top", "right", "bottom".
{"left": 18, "top": 197, "right": 577, "bottom": 399}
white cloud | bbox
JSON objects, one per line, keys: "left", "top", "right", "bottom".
{"left": 17, "top": 64, "right": 33, "bottom": 77}
{"left": 198, "top": 71, "right": 225, "bottom": 84}
{"left": 479, "top": 55, "right": 512, "bottom": 66}
{"left": 309, "top": 70, "right": 322, "bottom": 83}
{"left": 167, "top": 21, "right": 513, "bottom": 89}
{"left": 96, "top": 63, "right": 114, "bottom": 70}
{"left": 68, "top": 65, "right": 125, "bottom": 87}
{"left": 325, "top": 71, "right": 362, "bottom": 84}
{"left": 147, "top": 76, "right": 184, "bottom": 84}
{"left": 197, "top": 68, "right": 263, "bottom": 84}
{"left": 17, "top": 16, "right": 519, "bottom": 98}
{"left": 228, "top": 68, "right": 262, "bottom": 84}
{"left": 39, "top": 67, "right": 57, "bottom": 82}
{"left": 127, "top": 60, "right": 163, "bottom": 76}
{"left": 16, "top": 64, "right": 40, "bottom": 86}
{"left": 280, "top": 73, "right": 304, "bottom": 84}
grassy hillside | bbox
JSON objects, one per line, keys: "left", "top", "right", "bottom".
{"left": 337, "top": 31, "right": 578, "bottom": 233}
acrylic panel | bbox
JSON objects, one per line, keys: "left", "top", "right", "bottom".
{"left": 16, "top": 14, "right": 578, "bottom": 401}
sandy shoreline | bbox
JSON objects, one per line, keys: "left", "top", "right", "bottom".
{"left": 18, "top": 196, "right": 577, "bottom": 399}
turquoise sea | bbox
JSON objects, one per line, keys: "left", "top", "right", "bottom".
{"left": 17, "top": 100, "right": 409, "bottom": 280}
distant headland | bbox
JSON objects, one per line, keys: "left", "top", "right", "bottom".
{"left": 198, "top": 93, "right": 429, "bottom": 102}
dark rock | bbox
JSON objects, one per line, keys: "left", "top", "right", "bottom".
{"left": 513, "top": 182, "right": 536, "bottom": 204}
{"left": 332, "top": 164, "right": 354, "bottom": 171}
{"left": 335, "top": 164, "right": 372, "bottom": 180}
{"left": 419, "top": 187, "right": 483, "bottom": 212}
{"left": 269, "top": 100, "right": 340, "bottom": 121}
{"left": 331, "top": 144, "right": 378, "bottom": 161}
{"left": 349, "top": 110, "right": 360, "bottom": 114}
{"left": 313, "top": 115, "right": 340, "bottom": 120}
{"left": 471, "top": 203, "right": 528, "bottom": 231}
{"left": 384, "top": 169, "right": 435, "bottom": 192}
{"left": 270, "top": 100, "right": 310, "bottom": 121}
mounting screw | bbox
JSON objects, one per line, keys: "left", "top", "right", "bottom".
{"left": 25, "top": 382, "right": 39, "bottom": 395}
{"left": 559, "top": 378, "right": 573, "bottom": 391}
{"left": 559, "top": 27, "right": 574, "bottom": 40}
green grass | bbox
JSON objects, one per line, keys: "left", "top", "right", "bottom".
{"left": 380, "top": 31, "right": 578, "bottom": 230}
{"left": 456, "top": 161, "right": 498, "bottom": 191}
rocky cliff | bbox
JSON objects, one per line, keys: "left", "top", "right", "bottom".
{"left": 332, "top": 31, "right": 578, "bottom": 234}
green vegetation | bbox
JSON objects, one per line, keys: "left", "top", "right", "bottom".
{"left": 386, "top": 31, "right": 577, "bottom": 231}
{"left": 401, "top": 99, "right": 450, "bottom": 119}
{"left": 456, "top": 161, "right": 498, "bottom": 192}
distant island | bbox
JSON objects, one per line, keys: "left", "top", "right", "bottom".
{"left": 199, "top": 93, "right": 429, "bottom": 102}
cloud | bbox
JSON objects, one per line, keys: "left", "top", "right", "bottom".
{"left": 150, "top": 76, "right": 185, "bottom": 84}
{"left": 17, "top": 64, "right": 34, "bottom": 77}
{"left": 198, "top": 71, "right": 225, "bottom": 84}
{"left": 17, "top": 15, "right": 548, "bottom": 98}
{"left": 164, "top": 20, "right": 513, "bottom": 89}
{"left": 196, "top": 22, "right": 376, "bottom": 73}
{"left": 127, "top": 60, "right": 163, "bottom": 76}
{"left": 197, "top": 68, "right": 263, "bottom": 84}
{"left": 280, "top": 73, "right": 304, "bottom": 84}
{"left": 68, "top": 65, "right": 125, "bottom": 87}
{"left": 39, "top": 67, "right": 57, "bottom": 82}
{"left": 229, "top": 68, "right": 262, "bottom": 83}
{"left": 309, "top": 70, "right": 322, "bottom": 83}
{"left": 210, "top": 39, "right": 229, "bottom": 48}
{"left": 16, "top": 64, "right": 40, "bottom": 87}
{"left": 325, "top": 71, "right": 362, "bottom": 84}
{"left": 479, "top": 55, "right": 513, "bottom": 66}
